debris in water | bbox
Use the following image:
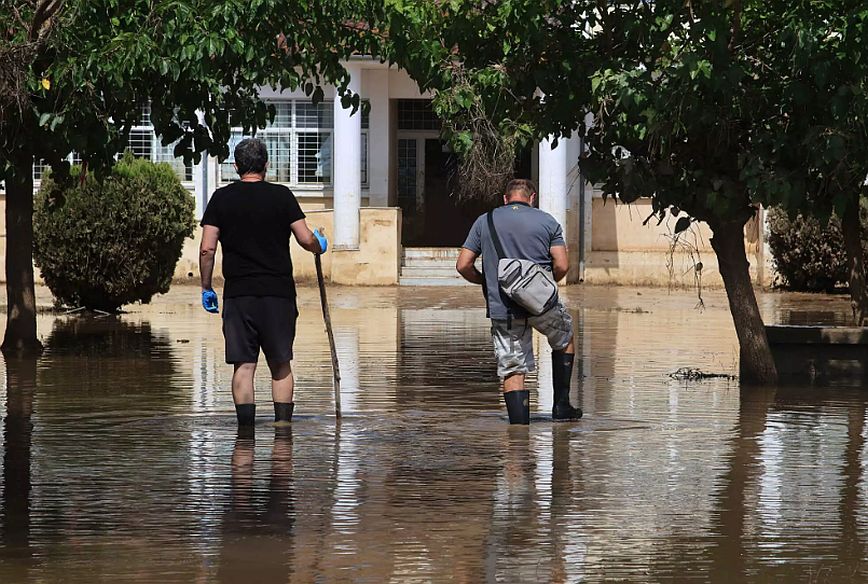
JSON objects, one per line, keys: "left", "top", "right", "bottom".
{"left": 668, "top": 367, "right": 737, "bottom": 381}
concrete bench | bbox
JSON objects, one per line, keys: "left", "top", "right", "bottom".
{"left": 765, "top": 325, "right": 868, "bottom": 387}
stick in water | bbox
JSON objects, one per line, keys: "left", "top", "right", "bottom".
{"left": 315, "top": 250, "right": 342, "bottom": 419}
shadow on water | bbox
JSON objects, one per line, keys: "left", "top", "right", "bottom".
{"left": 38, "top": 316, "right": 183, "bottom": 417}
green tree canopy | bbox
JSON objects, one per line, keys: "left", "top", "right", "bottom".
{"left": 378, "top": 0, "right": 868, "bottom": 383}
{"left": 0, "top": 0, "right": 375, "bottom": 355}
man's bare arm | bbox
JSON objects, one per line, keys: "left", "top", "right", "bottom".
{"left": 200, "top": 225, "right": 220, "bottom": 290}
{"left": 456, "top": 248, "right": 484, "bottom": 285}
{"left": 551, "top": 245, "right": 569, "bottom": 282}
{"left": 290, "top": 218, "right": 323, "bottom": 254}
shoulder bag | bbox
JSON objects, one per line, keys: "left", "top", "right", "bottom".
{"left": 487, "top": 210, "right": 559, "bottom": 316}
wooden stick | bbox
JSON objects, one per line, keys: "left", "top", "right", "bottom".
{"left": 315, "top": 253, "right": 342, "bottom": 418}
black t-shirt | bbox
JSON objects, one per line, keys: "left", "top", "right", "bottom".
{"left": 201, "top": 181, "right": 306, "bottom": 298}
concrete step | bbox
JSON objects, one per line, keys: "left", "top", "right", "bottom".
{"left": 400, "top": 265, "right": 463, "bottom": 278}
{"left": 399, "top": 276, "right": 474, "bottom": 287}
{"left": 401, "top": 257, "right": 461, "bottom": 268}
{"left": 402, "top": 247, "right": 461, "bottom": 261}
{"left": 399, "top": 247, "right": 480, "bottom": 286}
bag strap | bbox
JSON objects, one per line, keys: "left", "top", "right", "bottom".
{"left": 486, "top": 210, "right": 506, "bottom": 260}
{"left": 486, "top": 209, "right": 515, "bottom": 323}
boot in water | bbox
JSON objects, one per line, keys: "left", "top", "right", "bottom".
{"left": 503, "top": 390, "right": 530, "bottom": 425}
{"left": 274, "top": 402, "right": 294, "bottom": 426}
{"left": 551, "top": 350, "right": 582, "bottom": 422}
{"left": 236, "top": 403, "right": 256, "bottom": 426}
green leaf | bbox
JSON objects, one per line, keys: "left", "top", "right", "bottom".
{"left": 674, "top": 217, "right": 691, "bottom": 234}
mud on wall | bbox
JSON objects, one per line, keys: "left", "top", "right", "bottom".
{"left": 173, "top": 207, "right": 403, "bottom": 287}
{"left": 585, "top": 197, "right": 770, "bottom": 289}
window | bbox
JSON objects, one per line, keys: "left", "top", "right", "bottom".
{"left": 397, "top": 99, "right": 440, "bottom": 131}
{"left": 33, "top": 153, "right": 83, "bottom": 184}
{"left": 219, "top": 99, "right": 369, "bottom": 188}
{"left": 130, "top": 104, "right": 194, "bottom": 183}
{"left": 33, "top": 105, "right": 193, "bottom": 185}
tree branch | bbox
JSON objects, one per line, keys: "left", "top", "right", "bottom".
{"left": 29, "top": 0, "right": 65, "bottom": 42}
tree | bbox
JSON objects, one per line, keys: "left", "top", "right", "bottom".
{"left": 379, "top": 0, "right": 868, "bottom": 384}
{"left": 745, "top": 5, "right": 868, "bottom": 324}
{"left": 0, "top": 0, "right": 374, "bottom": 356}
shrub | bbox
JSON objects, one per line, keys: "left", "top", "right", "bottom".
{"left": 34, "top": 154, "right": 196, "bottom": 311}
{"left": 767, "top": 204, "right": 868, "bottom": 292}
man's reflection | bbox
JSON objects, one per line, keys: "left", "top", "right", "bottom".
{"left": 486, "top": 428, "right": 545, "bottom": 581}
{"left": 217, "top": 428, "right": 295, "bottom": 582}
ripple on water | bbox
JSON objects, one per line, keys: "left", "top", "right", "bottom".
{"left": 0, "top": 285, "right": 865, "bottom": 582}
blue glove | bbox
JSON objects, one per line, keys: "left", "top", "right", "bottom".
{"left": 201, "top": 289, "right": 219, "bottom": 313}
{"left": 313, "top": 228, "right": 328, "bottom": 254}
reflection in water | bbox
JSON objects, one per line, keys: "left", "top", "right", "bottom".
{"left": 0, "top": 286, "right": 864, "bottom": 581}
{"left": 1, "top": 359, "right": 37, "bottom": 582}
{"left": 217, "top": 429, "right": 295, "bottom": 582}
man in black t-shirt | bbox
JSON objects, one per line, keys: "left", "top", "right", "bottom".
{"left": 199, "top": 138, "right": 327, "bottom": 428}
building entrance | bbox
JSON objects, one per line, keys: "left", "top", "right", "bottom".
{"left": 396, "top": 100, "right": 485, "bottom": 247}
{"left": 397, "top": 134, "right": 481, "bottom": 247}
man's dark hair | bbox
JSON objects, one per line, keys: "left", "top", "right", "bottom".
{"left": 234, "top": 138, "right": 268, "bottom": 175}
{"left": 505, "top": 178, "right": 536, "bottom": 200}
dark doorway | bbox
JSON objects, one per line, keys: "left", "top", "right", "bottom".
{"left": 418, "top": 139, "right": 476, "bottom": 247}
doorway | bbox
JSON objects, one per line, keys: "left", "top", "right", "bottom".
{"left": 396, "top": 135, "right": 480, "bottom": 247}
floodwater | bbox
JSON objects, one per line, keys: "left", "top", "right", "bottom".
{"left": 0, "top": 284, "right": 865, "bottom": 583}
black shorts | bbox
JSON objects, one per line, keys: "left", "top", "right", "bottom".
{"left": 222, "top": 296, "right": 297, "bottom": 364}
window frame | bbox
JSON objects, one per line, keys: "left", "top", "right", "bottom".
{"left": 218, "top": 99, "right": 369, "bottom": 191}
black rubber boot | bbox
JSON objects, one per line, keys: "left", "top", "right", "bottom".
{"left": 552, "top": 351, "right": 582, "bottom": 421}
{"left": 235, "top": 403, "right": 256, "bottom": 426}
{"left": 274, "top": 402, "right": 294, "bottom": 423}
{"left": 503, "top": 390, "right": 530, "bottom": 425}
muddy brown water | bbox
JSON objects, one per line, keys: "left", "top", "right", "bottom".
{"left": 0, "top": 285, "right": 865, "bottom": 582}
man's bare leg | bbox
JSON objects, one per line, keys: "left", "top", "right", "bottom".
{"left": 233, "top": 362, "right": 257, "bottom": 426}
{"left": 503, "top": 373, "right": 525, "bottom": 392}
{"left": 502, "top": 373, "right": 530, "bottom": 425}
{"left": 268, "top": 360, "right": 294, "bottom": 423}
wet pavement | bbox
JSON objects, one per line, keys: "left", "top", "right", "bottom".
{"left": 0, "top": 284, "right": 865, "bottom": 582}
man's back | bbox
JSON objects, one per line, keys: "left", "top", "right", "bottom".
{"left": 463, "top": 201, "right": 565, "bottom": 319}
{"left": 201, "top": 181, "right": 305, "bottom": 298}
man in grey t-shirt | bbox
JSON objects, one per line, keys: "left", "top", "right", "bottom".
{"left": 457, "top": 179, "right": 582, "bottom": 425}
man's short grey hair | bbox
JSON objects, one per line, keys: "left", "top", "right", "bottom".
{"left": 505, "top": 178, "right": 536, "bottom": 200}
{"left": 234, "top": 138, "right": 268, "bottom": 176}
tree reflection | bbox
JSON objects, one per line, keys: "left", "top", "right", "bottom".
{"left": 708, "top": 386, "right": 777, "bottom": 584}
{"left": 0, "top": 358, "right": 38, "bottom": 579}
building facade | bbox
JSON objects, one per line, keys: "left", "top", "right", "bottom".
{"left": 17, "top": 58, "right": 770, "bottom": 289}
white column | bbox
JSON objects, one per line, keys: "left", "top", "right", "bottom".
{"left": 538, "top": 136, "right": 568, "bottom": 233}
{"left": 333, "top": 63, "right": 363, "bottom": 249}
{"left": 363, "top": 68, "right": 390, "bottom": 207}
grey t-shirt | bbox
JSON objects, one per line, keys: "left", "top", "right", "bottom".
{"left": 462, "top": 201, "right": 565, "bottom": 319}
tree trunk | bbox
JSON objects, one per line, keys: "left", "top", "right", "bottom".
{"left": 710, "top": 220, "right": 778, "bottom": 385}
{"left": 2, "top": 158, "right": 43, "bottom": 357}
{"left": 841, "top": 194, "right": 867, "bottom": 326}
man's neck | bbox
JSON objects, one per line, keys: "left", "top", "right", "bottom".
{"left": 240, "top": 173, "right": 265, "bottom": 182}
{"left": 505, "top": 199, "right": 530, "bottom": 206}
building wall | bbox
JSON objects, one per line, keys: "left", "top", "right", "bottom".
{"left": 0, "top": 63, "right": 774, "bottom": 290}
{"left": 584, "top": 195, "right": 769, "bottom": 288}
{"left": 175, "top": 207, "right": 402, "bottom": 287}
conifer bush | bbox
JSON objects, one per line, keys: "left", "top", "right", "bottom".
{"left": 767, "top": 205, "right": 868, "bottom": 292}
{"left": 34, "top": 154, "right": 196, "bottom": 311}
